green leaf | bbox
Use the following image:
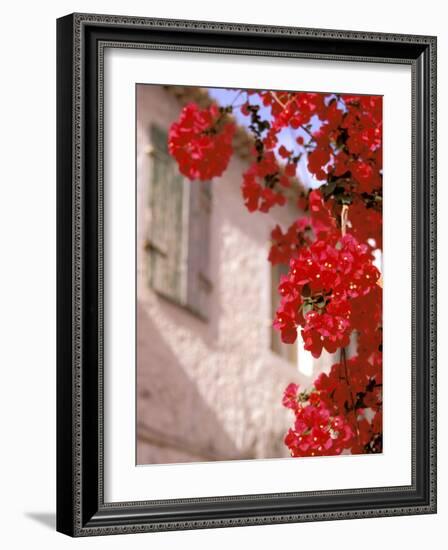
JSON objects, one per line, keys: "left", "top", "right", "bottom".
{"left": 302, "top": 302, "right": 314, "bottom": 316}
{"left": 340, "top": 194, "right": 353, "bottom": 205}
{"left": 322, "top": 180, "right": 336, "bottom": 197}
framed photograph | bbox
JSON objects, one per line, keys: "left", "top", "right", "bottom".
{"left": 56, "top": 13, "right": 437, "bottom": 537}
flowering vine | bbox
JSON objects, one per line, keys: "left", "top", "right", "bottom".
{"left": 168, "top": 88, "right": 383, "bottom": 457}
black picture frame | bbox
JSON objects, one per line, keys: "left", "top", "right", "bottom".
{"left": 56, "top": 13, "right": 437, "bottom": 537}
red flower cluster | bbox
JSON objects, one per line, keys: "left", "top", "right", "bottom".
{"left": 308, "top": 189, "right": 338, "bottom": 238}
{"left": 168, "top": 103, "right": 235, "bottom": 181}
{"left": 283, "top": 350, "right": 382, "bottom": 457}
{"left": 258, "top": 91, "right": 326, "bottom": 134}
{"left": 268, "top": 218, "right": 312, "bottom": 265}
{"left": 301, "top": 300, "right": 352, "bottom": 357}
{"left": 167, "top": 88, "right": 383, "bottom": 459}
{"left": 282, "top": 383, "right": 354, "bottom": 457}
{"left": 346, "top": 196, "right": 383, "bottom": 249}
{"left": 241, "top": 152, "right": 287, "bottom": 213}
{"left": 273, "top": 233, "right": 380, "bottom": 357}
{"left": 315, "top": 356, "right": 382, "bottom": 413}
{"left": 351, "top": 285, "right": 383, "bottom": 363}
{"left": 304, "top": 95, "right": 382, "bottom": 194}
{"left": 306, "top": 188, "right": 382, "bottom": 250}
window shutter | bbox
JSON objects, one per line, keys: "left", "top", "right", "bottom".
{"left": 186, "top": 182, "right": 212, "bottom": 320}
{"left": 146, "top": 124, "right": 212, "bottom": 321}
{"left": 147, "top": 126, "right": 187, "bottom": 304}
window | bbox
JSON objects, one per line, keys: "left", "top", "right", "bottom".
{"left": 145, "top": 125, "right": 212, "bottom": 321}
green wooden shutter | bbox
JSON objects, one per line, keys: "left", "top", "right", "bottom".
{"left": 147, "top": 125, "right": 187, "bottom": 305}
{"left": 185, "top": 181, "right": 212, "bottom": 320}
{"left": 146, "top": 125, "right": 212, "bottom": 321}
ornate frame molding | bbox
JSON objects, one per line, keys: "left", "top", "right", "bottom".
{"left": 57, "top": 13, "right": 437, "bottom": 537}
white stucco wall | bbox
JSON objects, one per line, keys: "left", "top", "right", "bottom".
{"left": 136, "top": 85, "right": 332, "bottom": 464}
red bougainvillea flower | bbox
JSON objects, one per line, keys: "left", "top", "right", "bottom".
{"left": 168, "top": 103, "right": 236, "bottom": 181}
{"left": 239, "top": 90, "right": 383, "bottom": 212}
{"left": 301, "top": 300, "right": 352, "bottom": 358}
{"left": 273, "top": 233, "right": 380, "bottom": 356}
{"left": 268, "top": 218, "right": 312, "bottom": 265}
{"left": 273, "top": 299, "right": 302, "bottom": 344}
{"left": 346, "top": 196, "right": 383, "bottom": 249}
{"left": 351, "top": 160, "right": 380, "bottom": 193}
{"left": 351, "top": 283, "right": 382, "bottom": 340}
{"left": 282, "top": 392, "right": 355, "bottom": 457}
{"left": 308, "top": 189, "right": 338, "bottom": 238}
{"left": 282, "top": 383, "right": 300, "bottom": 410}
{"left": 166, "top": 89, "right": 383, "bottom": 458}
{"left": 241, "top": 153, "right": 286, "bottom": 213}
{"left": 278, "top": 145, "right": 292, "bottom": 159}
{"left": 283, "top": 352, "right": 382, "bottom": 457}
{"left": 307, "top": 147, "right": 331, "bottom": 181}
{"left": 351, "top": 414, "right": 383, "bottom": 454}
{"left": 258, "top": 91, "right": 326, "bottom": 129}
{"left": 315, "top": 355, "right": 382, "bottom": 414}
{"left": 241, "top": 171, "right": 286, "bottom": 213}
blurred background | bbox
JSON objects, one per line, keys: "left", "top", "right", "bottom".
{"left": 136, "top": 84, "right": 336, "bottom": 465}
